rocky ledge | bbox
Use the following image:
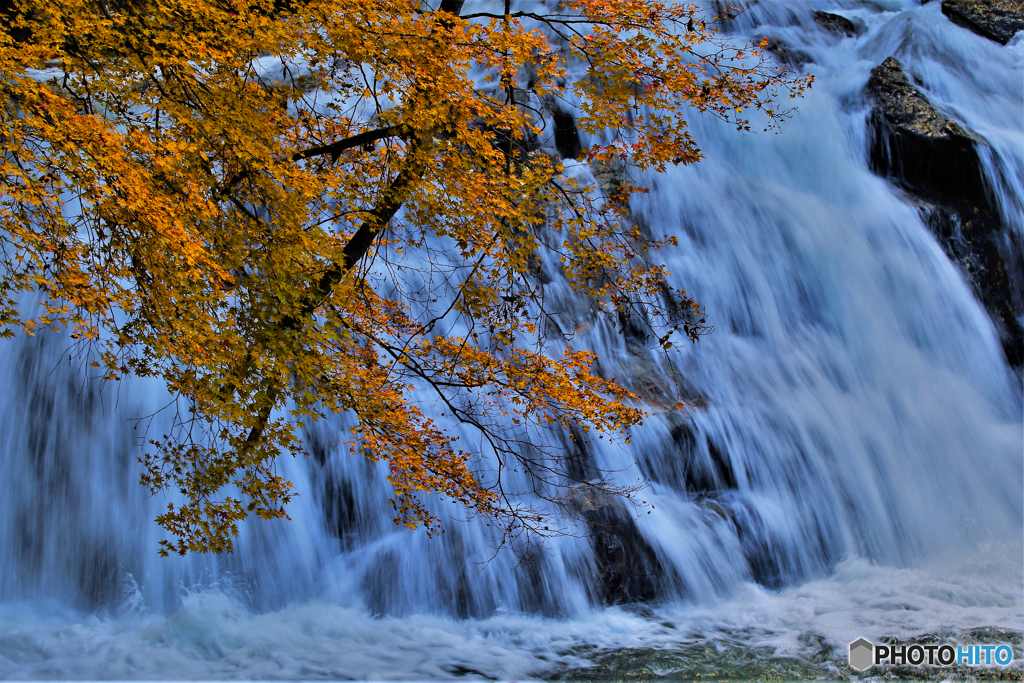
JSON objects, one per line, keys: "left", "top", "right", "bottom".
{"left": 813, "top": 11, "right": 861, "bottom": 37}
{"left": 866, "top": 57, "right": 987, "bottom": 205}
{"left": 562, "top": 485, "right": 667, "bottom": 605}
{"left": 941, "top": 0, "right": 1024, "bottom": 45}
{"left": 866, "top": 57, "right": 1024, "bottom": 367}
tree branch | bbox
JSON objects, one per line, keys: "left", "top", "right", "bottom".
{"left": 291, "top": 124, "right": 411, "bottom": 163}
{"left": 223, "top": 124, "right": 412, "bottom": 192}
{"left": 235, "top": 0, "right": 463, "bottom": 456}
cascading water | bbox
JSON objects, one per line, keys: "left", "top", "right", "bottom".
{"left": 0, "top": 0, "right": 1021, "bottom": 678}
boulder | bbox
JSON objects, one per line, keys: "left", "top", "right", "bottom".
{"left": 866, "top": 56, "right": 1024, "bottom": 367}
{"left": 551, "top": 108, "right": 581, "bottom": 160}
{"left": 866, "top": 57, "right": 987, "bottom": 207}
{"left": 756, "top": 36, "right": 813, "bottom": 67}
{"left": 584, "top": 501, "right": 666, "bottom": 604}
{"left": 590, "top": 154, "right": 627, "bottom": 197}
{"left": 813, "top": 11, "right": 860, "bottom": 37}
{"left": 941, "top": 0, "right": 1024, "bottom": 45}
{"left": 562, "top": 483, "right": 618, "bottom": 514}
{"left": 660, "top": 418, "right": 737, "bottom": 493}
{"left": 561, "top": 484, "right": 667, "bottom": 604}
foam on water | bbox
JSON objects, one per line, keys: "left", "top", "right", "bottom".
{"left": 0, "top": 544, "right": 1019, "bottom": 679}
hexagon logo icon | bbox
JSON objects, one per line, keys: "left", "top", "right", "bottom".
{"left": 849, "top": 638, "right": 874, "bottom": 671}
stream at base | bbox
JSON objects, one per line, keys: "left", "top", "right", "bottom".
{"left": 1, "top": 549, "right": 1020, "bottom": 679}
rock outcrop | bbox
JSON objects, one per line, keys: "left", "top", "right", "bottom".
{"left": 563, "top": 486, "right": 667, "bottom": 604}
{"left": 761, "top": 37, "right": 812, "bottom": 67}
{"left": 813, "top": 11, "right": 860, "bottom": 37}
{"left": 866, "top": 57, "right": 1023, "bottom": 367}
{"left": 866, "top": 57, "right": 988, "bottom": 206}
{"left": 941, "top": 0, "right": 1024, "bottom": 45}
{"left": 551, "top": 108, "right": 582, "bottom": 160}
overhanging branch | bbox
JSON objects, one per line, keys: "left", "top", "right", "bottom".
{"left": 232, "top": 0, "right": 463, "bottom": 456}
{"left": 291, "top": 124, "right": 412, "bottom": 163}
{"left": 223, "top": 124, "right": 412, "bottom": 192}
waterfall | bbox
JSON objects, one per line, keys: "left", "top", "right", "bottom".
{"left": 0, "top": 0, "right": 1020, "bottom": 678}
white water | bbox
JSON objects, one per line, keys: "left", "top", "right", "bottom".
{"left": 0, "top": 0, "right": 1021, "bottom": 679}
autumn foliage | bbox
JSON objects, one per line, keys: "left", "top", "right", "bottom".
{"left": 0, "top": 0, "right": 809, "bottom": 554}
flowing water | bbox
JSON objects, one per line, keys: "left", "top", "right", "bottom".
{"left": 1, "top": 0, "right": 1022, "bottom": 679}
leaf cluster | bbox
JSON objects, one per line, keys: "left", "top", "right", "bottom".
{"left": 0, "top": 0, "right": 810, "bottom": 554}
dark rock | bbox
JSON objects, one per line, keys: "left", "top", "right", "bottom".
{"left": 866, "top": 57, "right": 987, "bottom": 208}
{"left": 694, "top": 495, "right": 737, "bottom": 526}
{"left": 866, "top": 56, "right": 1024, "bottom": 367}
{"left": 760, "top": 36, "right": 812, "bottom": 66}
{"left": 561, "top": 485, "right": 667, "bottom": 604}
{"left": 711, "top": 0, "right": 742, "bottom": 22}
{"left": 563, "top": 484, "right": 618, "bottom": 514}
{"left": 941, "top": 0, "right": 1024, "bottom": 45}
{"left": 515, "top": 554, "right": 566, "bottom": 617}
{"left": 583, "top": 502, "right": 666, "bottom": 605}
{"left": 617, "top": 307, "right": 653, "bottom": 350}
{"left": 321, "top": 472, "right": 360, "bottom": 542}
{"left": 590, "top": 154, "right": 626, "bottom": 196}
{"left": 729, "top": 504, "right": 785, "bottom": 588}
{"left": 443, "top": 665, "right": 497, "bottom": 680}
{"left": 633, "top": 421, "right": 737, "bottom": 534}
{"left": 551, "top": 108, "right": 581, "bottom": 160}
{"left": 921, "top": 206, "right": 1024, "bottom": 365}
{"left": 636, "top": 417, "right": 734, "bottom": 492}
{"left": 489, "top": 124, "right": 540, "bottom": 166}
{"left": 707, "top": 438, "right": 738, "bottom": 490}
{"left": 562, "top": 423, "right": 597, "bottom": 482}
{"left": 813, "top": 10, "right": 859, "bottom": 37}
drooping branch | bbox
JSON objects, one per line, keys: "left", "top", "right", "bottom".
{"left": 292, "top": 153, "right": 428, "bottom": 325}
{"left": 273, "top": 0, "right": 468, "bottom": 321}
{"left": 235, "top": 153, "right": 427, "bottom": 448}
{"left": 224, "top": 125, "right": 411, "bottom": 191}
{"left": 231, "top": 1, "right": 469, "bottom": 449}
{"left": 290, "top": 124, "right": 411, "bottom": 163}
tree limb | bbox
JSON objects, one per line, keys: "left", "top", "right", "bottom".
{"left": 223, "top": 125, "right": 412, "bottom": 192}
{"left": 235, "top": 0, "right": 466, "bottom": 448}
{"left": 291, "top": 124, "right": 411, "bottom": 163}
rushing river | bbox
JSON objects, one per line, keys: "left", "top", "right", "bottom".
{"left": 0, "top": 0, "right": 1021, "bottom": 679}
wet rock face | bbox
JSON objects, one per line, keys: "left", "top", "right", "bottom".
{"left": 921, "top": 206, "right": 1024, "bottom": 366}
{"left": 584, "top": 503, "right": 666, "bottom": 605}
{"left": 813, "top": 11, "right": 859, "bottom": 37}
{"left": 757, "top": 36, "right": 812, "bottom": 67}
{"left": 562, "top": 485, "right": 667, "bottom": 604}
{"left": 590, "top": 154, "right": 626, "bottom": 197}
{"left": 866, "top": 57, "right": 987, "bottom": 208}
{"left": 941, "top": 0, "right": 1024, "bottom": 45}
{"left": 866, "top": 56, "right": 1024, "bottom": 367}
{"left": 551, "top": 108, "right": 581, "bottom": 160}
